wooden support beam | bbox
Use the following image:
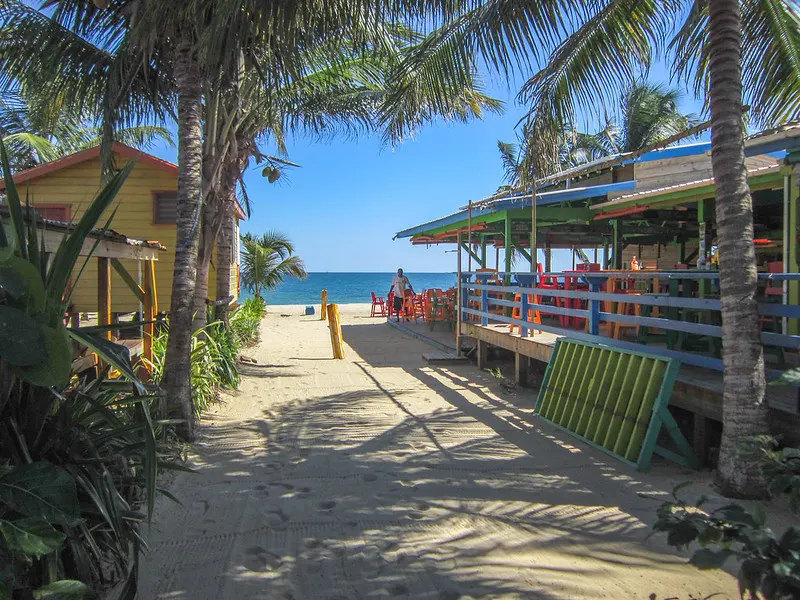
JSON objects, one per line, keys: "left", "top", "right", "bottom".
{"left": 612, "top": 220, "right": 623, "bottom": 269}
{"left": 504, "top": 212, "right": 512, "bottom": 283}
{"left": 511, "top": 239, "right": 531, "bottom": 264}
{"left": 477, "top": 339, "right": 489, "bottom": 370}
{"left": 697, "top": 198, "right": 712, "bottom": 297}
{"left": 98, "top": 257, "right": 112, "bottom": 341}
{"left": 788, "top": 168, "right": 799, "bottom": 334}
{"left": 111, "top": 258, "right": 145, "bottom": 303}
{"left": 142, "top": 260, "right": 157, "bottom": 367}
{"left": 545, "top": 239, "right": 551, "bottom": 272}
{"left": 515, "top": 353, "right": 528, "bottom": 386}
{"left": 480, "top": 237, "right": 487, "bottom": 268}
{"left": 461, "top": 243, "right": 481, "bottom": 265}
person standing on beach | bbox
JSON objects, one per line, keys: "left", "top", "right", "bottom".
{"left": 389, "top": 268, "right": 414, "bottom": 321}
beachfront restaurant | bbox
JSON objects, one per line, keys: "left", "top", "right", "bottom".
{"left": 394, "top": 122, "right": 800, "bottom": 463}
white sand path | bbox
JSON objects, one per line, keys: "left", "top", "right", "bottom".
{"left": 138, "top": 303, "right": 737, "bottom": 599}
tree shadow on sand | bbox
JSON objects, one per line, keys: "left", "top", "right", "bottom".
{"left": 137, "top": 322, "right": 734, "bottom": 600}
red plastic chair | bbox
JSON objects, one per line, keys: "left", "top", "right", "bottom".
{"left": 370, "top": 292, "right": 387, "bottom": 317}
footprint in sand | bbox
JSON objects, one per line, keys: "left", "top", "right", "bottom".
{"left": 243, "top": 546, "right": 283, "bottom": 572}
{"left": 387, "top": 583, "right": 409, "bottom": 596}
{"left": 416, "top": 502, "right": 430, "bottom": 511}
{"left": 362, "top": 473, "right": 378, "bottom": 482}
{"left": 304, "top": 538, "right": 323, "bottom": 549}
{"left": 407, "top": 511, "right": 424, "bottom": 520}
{"left": 318, "top": 500, "right": 336, "bottom": 511}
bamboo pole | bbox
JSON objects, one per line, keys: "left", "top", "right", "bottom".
{"left": 321, "top": 289, "right": 328, "bottom": 321}
{"left": 327, "top": 303, "right": 345, "bottom": 359}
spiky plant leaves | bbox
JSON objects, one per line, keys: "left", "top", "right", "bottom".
{"left": 32, "top": 580, "right": 88, "bottom": 600}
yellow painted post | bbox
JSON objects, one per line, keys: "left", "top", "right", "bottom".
{"left": 321, "top": 289, "right": 328, "bottom": 321}
{"left": 327, "top": 303, "right": 345, "bottom": 359}
{"left": 142, "top": 260, "right": 157, "bottom": 367}
{"left": 98, "top": 257, "right": 112, "bottom": 341}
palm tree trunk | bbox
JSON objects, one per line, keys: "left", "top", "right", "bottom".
{"left": 214, "top": 204, "right": 235, "bottom": 326}
{"left": 163, "top": 31, "right": 202, "bottom": 441}
{"left": 194, "top": 152, "right": 239, "bottom": 330}
{"left": 708, "top": 0, "right": 770, "bottom": 497}
{"left": 192, "top": 238, "right": 211, "bottom": 331}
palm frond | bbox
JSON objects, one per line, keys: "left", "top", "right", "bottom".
{"left": 497, "top": 140, "right": 520, "bottom": 186}
{"left": 671, "top": 0, "right": 800, "bottom": 127}
{"left": 519, "top": 0, "right": 681, "bottom": 175}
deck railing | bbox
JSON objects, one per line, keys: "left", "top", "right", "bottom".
{"left": 459, "top": 271, "right": 800, "bottom": 372}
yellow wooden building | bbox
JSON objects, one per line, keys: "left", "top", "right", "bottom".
{"left": 0, "top": 143, "right": 244, "bottom": 313}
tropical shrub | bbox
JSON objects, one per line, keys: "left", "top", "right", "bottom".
{"left": 229, "top": 296, "right": 266, "bottom": 347}
{"left": 145, "top": 318, "right": 241, "bottom": 416}
{"left": 652, "top": 438, "right": 800, "bottom": 600}
{"left": 0, "top": 140, "right": 173, "bottom": 598}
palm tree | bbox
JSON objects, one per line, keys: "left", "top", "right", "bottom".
{"left": 614, "top": 82, "right": 699, "bottom": 153}
{"left": 518, "top": 0, "right": 796, "bottom": 498}
{"left": 498, "top": 82, "right": 697, "bottom": 186}
{"left": 401, "top": 0, "right": 799, "bottom": 496}
{"left": 195, "top": 26, "right": 500, "bottom": 330}
{"left": 0, "top": 0, "right": 499, "bottom": 441}
{"left": 0, "top": 87, "right": 173, "bottom": 171}
{"left": 240, "top": 231, "right": 307, "bottom": 299}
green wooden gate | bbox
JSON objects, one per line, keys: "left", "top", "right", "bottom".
{"left": 535, "top": 338, "right": 698, "bottom": 470}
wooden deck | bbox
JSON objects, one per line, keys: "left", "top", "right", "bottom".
{"left": 461, "top": 321, "right": 800, "bottom": 453}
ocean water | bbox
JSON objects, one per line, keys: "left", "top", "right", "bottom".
{"left": 243, "top": 272, "right": 457, "bottom": 305}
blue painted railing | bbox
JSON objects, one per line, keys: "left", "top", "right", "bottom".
{"left": 459, "top": 271, "right": 800, "bottom": 372}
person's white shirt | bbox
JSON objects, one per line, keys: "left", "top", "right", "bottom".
{"left": 391, "top": 275, "right": 410, "bottom": 297}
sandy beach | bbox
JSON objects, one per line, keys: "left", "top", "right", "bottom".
{"left": 138, "top": 303, "right": 738, "bottom": 599}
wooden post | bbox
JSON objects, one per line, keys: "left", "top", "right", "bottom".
{"left": 327, "top": 303, "right": 344, "bottom": 359}
{"left": 544, "top": 238, "right": 551, "bottom": 272}
{"left": 504, "top": 211, "right": 512, "bottom": 283}
{"left": 321, "top": 289, "right": 328, "bottom": 321}
{"left": 467, "top": 200, "right": 473, "bottom": 274}
{"left": 143, "top": 260, "right": 157, "bottom": 367}
{"left": 98, "top": 257, "right": 112, "bottom": 341}
{"left": 456, "top": 231, "right": 462, "bottom": 357}
{"left": 530, "top": 185, "right": 537, "bottom": 273}
{"left": 480, "top": 236, "right": 487, "bottom": 268}
{"left": 787, "top": 167, "right": 799, "bottom": 334}
{"left": 612, "top": 220, "right": 623, "bottom": 269}
{"left": 477, "top": 339, "right": 489, "bottom": 370}
{"left": 514, "top": 353, "right": 528, "bottom": 387}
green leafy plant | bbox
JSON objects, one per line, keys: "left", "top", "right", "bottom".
{"left": 652, "top": 439, "right": 800, "bottom": 600}
{"left": 0, "top": 138, "right": 174, "bottom": 598}
{"left": 229, "top": 296, "right": 266, "bottom": 347}
{"left": 144, "top": 318, "right": 242, "bottom": 416}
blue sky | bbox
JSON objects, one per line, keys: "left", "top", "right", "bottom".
{"left": 146, "top": 65, "right": 705, "bottom": 273}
